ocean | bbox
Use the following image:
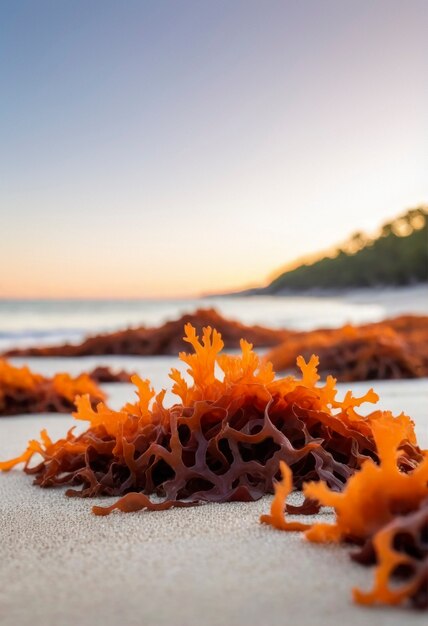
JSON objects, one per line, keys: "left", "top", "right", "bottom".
{"left": 0, "top": 295, "right": 386, "bottom": 352}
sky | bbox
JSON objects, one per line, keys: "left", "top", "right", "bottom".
{"left": 0, "top": 0, "right": 427, "bottom": 299}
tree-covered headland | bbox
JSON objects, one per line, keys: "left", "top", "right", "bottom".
{"left": 266, "top": 206, "right": 427, "bottom": 292}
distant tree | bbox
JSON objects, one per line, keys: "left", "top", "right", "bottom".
{"left": 265, "top": 207, "right": 428, "bottom": 293}
{"left": 347, "top": 231, "right": 368, "bottom": 254}
{"left": 381, "top": 222, "right": 393, "bottom": 237}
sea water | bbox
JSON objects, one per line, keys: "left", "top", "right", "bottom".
{"left": 0, "top": 295, "right": 385, "bottom": 352}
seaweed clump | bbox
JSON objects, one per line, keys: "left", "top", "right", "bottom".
{"left": 0, "top": 325, "right": 421, "bottom": 516}
{"left": 6, "top": 312, "right": 428, "bottom": 383}
{"left": 4, "top": 308, "right": 288, "bottom": 357}
{"left": 87, "top": 366, "right": 133, "bottom": 383}
{"left": 265, "top": 315, "right": 428, "bottom": 381}
{"left": 0, "top": 359, "right": 105, "bottom": 416}
{"left": 261, "top": 417, "right": 428, "bottom": 609}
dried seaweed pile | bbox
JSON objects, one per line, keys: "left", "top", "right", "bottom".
{"left": 266, "top": 315, "right": 428, "bottom": 381}
{"left": 4, "top": 308, "right": 288, "bottom": 357}
{"left": 0, "top": 325, "right": 421, "bottom": 514}
{"left": 0, "top": 359, "right": 105, "bottom": 416}
{"left": 261, "top": 417, "right": 428, "bottom": 609}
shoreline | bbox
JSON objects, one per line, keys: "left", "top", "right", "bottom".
{"left": 0, "top": 286, "right": 426, "bottom": 354}
{"left": 208, "top": 284, "right": 428, "bottom": 316}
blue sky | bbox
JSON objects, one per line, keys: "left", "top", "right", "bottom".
{"left": 1, "top": 0, "right": 427, "bottom": 298}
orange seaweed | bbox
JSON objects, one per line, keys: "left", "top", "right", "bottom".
{"left": 4, "top": 308, "right": 288, "bottom": 357}
{"left": 260, "top": 461, "right": 312, "bottom": 531}
{"left": 0, "top": 325, "right": 420, "bottom": 516}
{"left": 265, "top": 315, "right": 428, "bottom": 381}
{"left": 353, "top": 499, "right": 428, "bottom": 608}
{"left": 261, "top": 415, "right": 428, "bottom": 608}
{"left": 87, "top": 366, "right": 133, "bottom": 383}
{"left": 302, "top": 417, "right": 428, "bottom": 544}
{"left": 0, "top": 359, "right": 105, "bottom": 416}
{"left": 7, "top": 312, "right": 427, "bottom": 382}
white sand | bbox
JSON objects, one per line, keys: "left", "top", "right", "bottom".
{"left": 0, "top": 379, "right": 427, "bottom": 626}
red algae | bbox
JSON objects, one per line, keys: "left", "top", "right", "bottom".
{"left": 261, "top": 416, "right": 428, "bottom": 609}
{"left": 4, "top": 308, "right": 288, "bottom": 357}
{"left": 265, "top": 315, "right": 428, "bottom": 381}
{"left": 87, "top": 366, "right": 133, "bottom": 383}
{"left": 0, "top": 325, "right": 421, "bottom": 515}
{"left": 353, "top": 499, "right": 428, "bottom": 609}
{"left": 0, "top": 359, "right": 105, "bottom": 416}
{"left": 2, "top": 324, "right": 426, "bottom": 611}
{"left": 6, "top": 312, "right": 427, "bottom": 382}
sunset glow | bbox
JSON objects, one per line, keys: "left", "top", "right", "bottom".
{"left": 1, "top": 1, "right": 427, "bottom": 299}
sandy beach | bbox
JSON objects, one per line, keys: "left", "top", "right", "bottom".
{"left": 1, "top": 287, "right": 427, "bottom": 625}
{"left": 0, "top": 375, "right": 426, "bottom": 626}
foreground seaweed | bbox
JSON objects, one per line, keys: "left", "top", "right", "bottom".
{"left": 0, "top": 359, "right": 105, "bottom": 416}
{"left": 261, "top": 417, "right": 428, "bottom": 609}
{"left": 0, "top": 325, "right": 421, "bottom": 514}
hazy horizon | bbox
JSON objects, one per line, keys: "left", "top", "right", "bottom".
{"left": 1, "top": 1, "right": 427, "bottom": 298}
{"left": 0, "top": 204, "right": 425, "bottom": 301}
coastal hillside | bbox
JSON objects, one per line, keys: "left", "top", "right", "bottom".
{"left": 265, "top": 206, "right": 428, "bottom": 293}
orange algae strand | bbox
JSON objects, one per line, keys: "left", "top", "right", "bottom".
{"left": 1, "top": 324, "right": 421, "bottom": 514}
{"left": 0, "top": 359, "right": 105, "bottom": 416}
{"left": 51, "top": 372, "right": 105, "bottom": 405}
{"left": 86, "top": 366, "right": 133, "bottom": 383}
{"left": 260, "top": 461, "right": 311, "bottom": 531}
{"left": 303, "top": 416, "right": 428, "bottom": 544}
{"left": 353, "top": 499, "right": 428, "bottom": 609}
{"left": 92, "top": 492, "right": 198, "bottom": 516}
{"left": 260, "top": 415, "right": 428, "bottom": 609}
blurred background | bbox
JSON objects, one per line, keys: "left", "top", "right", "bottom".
{"left": 0, "top": 0, "right": 427, "bottom": 373}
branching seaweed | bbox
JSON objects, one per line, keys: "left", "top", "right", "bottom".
{"left": 2, "top": 325, "right": 426, "bottom": 611}
{"left": 261, "top": 417, "right": 428, "bottom": 608}
{"left": 265, "top": 315, "right": 428, "bottom": 381}
{"left": 1, "top": 325, "right": 421, "bottom": 517}
{"left": 353, "top": 499, "right": 428, "bottom": 609}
